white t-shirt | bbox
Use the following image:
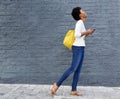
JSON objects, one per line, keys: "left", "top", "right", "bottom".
{"left": 73, "top": 20, "right": 86, "bottom": 46}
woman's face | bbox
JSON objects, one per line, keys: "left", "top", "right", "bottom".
{"left": 80, "top": 9, "right": 87, "bottom": 20}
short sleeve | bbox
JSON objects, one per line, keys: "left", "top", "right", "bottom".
{"left": 74, "top": 21, "right": 82, "bottom": 37}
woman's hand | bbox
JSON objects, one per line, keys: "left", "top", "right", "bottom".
{"left": 81, "top": 29, "right": 95, "bottom": 37}
{"left": 87, "top": 29, "right": 95, "bottom": 35}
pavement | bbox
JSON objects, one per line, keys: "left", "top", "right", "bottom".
{"left": 0, "top": 84, "right": 120, "bottom": 99}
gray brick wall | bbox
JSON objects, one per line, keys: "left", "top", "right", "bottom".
{"left": 0, "top": 0, "right": 120, "bottom": 86}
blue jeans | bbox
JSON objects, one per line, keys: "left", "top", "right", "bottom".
{"left": 56, "top": 46, "right": 85, "bottom": 91}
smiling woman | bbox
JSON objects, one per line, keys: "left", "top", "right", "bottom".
{"left": 50, "top": 6, "right": 95, "bottom": 96}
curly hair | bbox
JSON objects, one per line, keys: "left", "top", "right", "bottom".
{"left": 71, "top": 7, "right": 81, "bottom": 21}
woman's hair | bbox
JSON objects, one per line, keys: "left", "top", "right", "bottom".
{"left": 71, "top": 7, "right": 81, "bottom": 21}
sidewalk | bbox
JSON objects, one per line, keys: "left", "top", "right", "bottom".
{"left": 0, "top": 84, "right": 120, "bottom": 99}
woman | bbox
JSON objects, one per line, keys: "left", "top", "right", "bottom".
{"left": 50, "top": 7, "right": 95, "bottom": 96}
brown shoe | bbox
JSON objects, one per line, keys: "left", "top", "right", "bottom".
{"left": 50, "top": 83, "right": 59, "bottom": 96}
{"left": 70, "top": 91, "right": 83, "bottom": 96}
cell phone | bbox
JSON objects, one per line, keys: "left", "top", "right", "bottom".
{"left": 93, "top": 29, "right": 96, "bottom": 31}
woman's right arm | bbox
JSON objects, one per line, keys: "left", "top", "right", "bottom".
{"left": 81, "top": 29, "right": 95, "bottom": 37}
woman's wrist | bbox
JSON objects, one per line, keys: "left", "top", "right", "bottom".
{"left": 81, "top": 31, "right": 90, "bottom": 37}
{"left": 85, "top": 30, "right": 90, "bottom": 35}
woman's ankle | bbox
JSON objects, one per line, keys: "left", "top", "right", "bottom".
{"left": 53, "top": 83, "right": 59, "bottom": 91}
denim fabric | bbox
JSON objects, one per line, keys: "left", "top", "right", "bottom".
{"left": 56, "top": 46, "right": 85, "bottom": 91}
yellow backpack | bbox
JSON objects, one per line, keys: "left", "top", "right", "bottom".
{"left": 63, "top": 30, "right": 75, "bottom": 50}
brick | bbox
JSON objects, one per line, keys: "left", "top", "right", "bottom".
{"left": 0, "top": 0, "right": 120, "bottom": 86}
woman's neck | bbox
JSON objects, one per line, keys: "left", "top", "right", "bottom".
{"left": 81, "top": 18, "right": 86, "bottom": 22}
